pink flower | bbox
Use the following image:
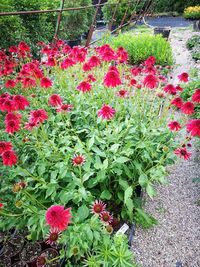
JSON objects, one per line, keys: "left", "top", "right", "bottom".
{"left": 186, "top": 119, "right": 200, "bottom": 137}
{"left": 25, "top": 121, "right": 39, "bottom": 131}
{"left": 5, "top": 120, "right": 20, "bottom": 134}
{"left": 143, "top": 74, "right": 158, "bottom": 89}
{"left": 72, "top": 154, "right": 85, "bottom": 166}
{"left": 13, "top": 95, "right": 30, "bottom": 110}
{"left": 178, "top": 72, "right": 189, "bottom": 82}
{"left": 131, "top": 67, "right": 142, "bottom": 76}
{"left": 5, "top": 80, "right": 16, "bottom": 88}
{"left": 45, "top": 205, "right": 71, "bottom": 231}
{"left": 40, "top": 77, "right": 52, "bottom": 88}
{"left": 144, "top": 56, "right": 156, "bottom": 66}
{"left": 98, "top": 104, "right": 116, "bottom": 120}
{"left": 174, "top": 147, "right": 191, "bottom": 160}
{"left": 192, "top": 89, "right": 200, "bottom": 103}
{"left": 100, "top": 211, "right": 113, "bottom": 224}
{"left": 91, "top": 200, "right": 106, "bottom": 215}
{"left": 0, "top": 141, "right": 12, "bottom": 155}
{"left": 116, "top": 89, "right": 129, "bottom": 98}
{"left": 103, "top": 71, "right": 121, "bottom": 88}
{"left": 168, "top": 121, "right": 182, "bottom": 131}
{"left": 164, "top": 84, "right": 176, "bottom": 95}
{"left": 77, "top": 81, "right": 92, "bottom": 93}
{"left": 88, "top": 56, "right": 101, "bottom": 67}
{"left": 46, "top": 228, "right": 61, "bottom": 245}
{"left": 29, "top": 109, "right": 48, "bottom": 124}
{"left": 1, "top": 150, "right": 17, "bottom": 166}
{"left": 181, "top": 102, "right": 194, "bottom": 115}
{"left": 49, "top": 94, "right": 62, "bottom": 107}
{"left": 171, "top": 97, "right": 183, "bottom": 108}
{"left": 60, "top": 58, "right": 75, "bottom": 69}
{"left": 56, "top": 104, "right": 73, "bottom": 113}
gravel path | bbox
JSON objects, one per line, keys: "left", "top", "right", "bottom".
{"left": 132, "top": 29, "right": 200, "bottom": 267}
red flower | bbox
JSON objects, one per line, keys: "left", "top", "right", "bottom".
{"left": 9, "top": 46, "right": 18, "bottom": 53}
{"left": 37, "top": 253, "right": 47, "bottom": 267}
{"left": 25, "top": 121, "right": 39, "bottom": 131}
{"left": 164, "top": 84, "right": 176, "bottom": 95}
{"left": 175, "top": 85, "right": 183, "bottom": 92}
{"left": 116, "top": 47, "right": 129, "bottom": 63}
{"left": 131, "top": 67, "right": 142, "bottom": 76}
{"left": 13, "top": 95, "right": 30, "bottom": 110}
{"left": 174, "top": 147, "right": 191, "bottom": 160}
{"left": 82, "top": 62, "right": 92, "bottom": 72}
{"left": 186, "top": 119, "right": 200, "bottom": 138}
{"left": 88, "top": 56, "right": 101, "bottom": 67}
{"left": 143, "top": 74, "right": 158, "bottom": 89}
{"left": 77, "top": 81, "right": 92, "bottom": 93}
{"left": 178, "top": 72, "right": 189, "bottom": 82}
{"left": 22, "top": 77, "right": 36, "bottom": 88}
{"left": 0, "top": 203, "right": 4, "bottom": 208}
{"left": 91, "top": 200, "right": 106, "bottom": 215}
{"left": 100, "top": 49, "right": 116, "bottom": 62}
{"left": 18, "top": 42, "right": 30, "bottom": 52}
{"left": 144, "top": 56, "right": 156, "bottom": 66}
{"left": 72, "top": 154, "right": 85, "bottom": 166}
{"left": 40, "top": 77, "right": 52, "bottom": 88}
{"left": 60, "top": 58, "right": 75, "bottom": 69}
{"left": 49, "top": 94, "right": 62, "bottom": 107}
{"left": 56, "top": 104, "right": 73, "bottom": 113}
{"left": 168, "top": 121, "right": 181, "bottom": 131}
{"left": 192, "top": 89, "right": 200, "bottom": 103}
{"left": 87, "top": 74, "right": 96, "bottom": 82}
{"left": 130, "top": 79, "right": 137, "bottom": 86}
{"left": 5, "top": 80, "right": 16, "bottom": 88}
{"left": 103, "top": 71, "right": 121, "bottom": 88}
{"left": 1, "top": 99, "right": 16, "bottom": 112}
{"left": 0, "top": 141, "right": 12, "bottom": 155}
{"left": 100, "top": 211, "right": 113, "bottom": 224}
{"left": 98, "top": 104, "right": 116, "bottom": 120}
{"left": 46, "top": 57, "right": 56, "bottom": 67}
{"left": 181, "top": 102, "right": 194, "bottom": 115}
{"left": 171, "top": 97, "right": 183, "bottom": 108}
{"left": 45, "top": 205, "right": 71, "bottom": 231}
{"left": 1, "top": 150, "right": 17, "bottom": 166}
{"left": 116, "top": 89, "right": 129, "bottom": 98}
{"left": 29, "top": 109, "right": 48, "bottom": 124}
{"left": 5, "top": 120, "right": 20, "bottom": 134}
{"left": 5, "top": 112, "right": 21, "bottom": 123}
{"left": 46, "top": 228, "right": 61, "bottom": 245}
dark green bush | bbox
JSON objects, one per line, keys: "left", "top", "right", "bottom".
{"left": 186, "top": 35, "right": 200, "bottom": 61}
{"left": 154, "top": 0, "right": 200, "bottom": 13}
{"left": 103, "top": 32, "right": 173, "bottom": 66}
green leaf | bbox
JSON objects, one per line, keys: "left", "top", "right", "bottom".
{"left": 115, "top": 157, "right": 130, "bottom": 163}
{"left": 102, "top": 158, "right": 108, "bottom": 169}
{"left": 51, "top": 170, "right": 58, "bottom": 180}
{"left": 100, "top": 190, "right": 112, "bottom": 200}
{"left": 38, "top": 164, "right": 46, "bottom": 176}
{"left": 45, "top": 184, "right": 57, "bottom": 198}
{"left": 88, "top": 136, "right": 95, "bottom": 150}
{"left": 83, "top": 172, "right": 94, "bottom": 182}
{"left": 77, "top": 205, "right": 89, "bottom": 222}
{"left": 124, "top": 186, "right": 133, "bottom": 205}
{"left": 92, "top": 147, "right": 106, "bottom": 157}
{"left": 146, "top": 183, "right": 157, "bottom": 198}
{"left": 94, "top": 155, "right": 103, "bottom": 170}
{"left": 110, "top": 144, "right": 120, "bottom": 153}
{"left": 139, "top": 174, "right": 148, "bottom": 187}
{"left": 119, "top": 179, "right": 129, "bottom": 190}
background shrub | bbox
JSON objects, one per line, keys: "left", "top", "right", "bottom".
{"left": 102, "top": 32, "right": 173, "bottom": 66}
{"left": 184, "top": 6, "right": 200, "bottom": 19}
{"left": 154, "top": 0, "right": 200, "bottom": 13}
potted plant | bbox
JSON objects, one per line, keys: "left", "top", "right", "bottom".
{"left": 59, "top": 0, "right": 94, "bottom": 46}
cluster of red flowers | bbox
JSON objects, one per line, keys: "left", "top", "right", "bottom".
{"left": 0, "top": 141, "right": 17, "bottom": 166}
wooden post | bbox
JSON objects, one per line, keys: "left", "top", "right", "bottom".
{"left": 108, "top": 0, "right": 120, "bottom": 31}
{"left": 53, "top": 0, "right": 65, "bottom": 41}
{"left": 85, "top": 0, "right": 102, "bottom": 47}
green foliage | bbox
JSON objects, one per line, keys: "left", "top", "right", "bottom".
{"left": 184, "top": 5, "right": 200, "bottom": 19}
{"left": 186, "top": 35, "right": 200, "bottom": 62}
{"left": 102, "top": 32, "right": 173, "bottom": 66}
{"left": 154, "top": 0, "right": 200, "bottom": 13}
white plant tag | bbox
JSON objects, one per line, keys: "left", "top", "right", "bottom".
{"left": 116, "top": 223, "right": 129, "bottom": 235}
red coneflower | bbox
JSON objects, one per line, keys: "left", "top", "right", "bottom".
{"left": 29, "top": 109, "right": 48, "bottom": 124}
{"left": 131, "top": 67, "right": 142, "bottom": 76}
{"left": 72, "top": 154, "right": 85, "bottom": 166}
{"left": 13, "top": 95, "right": 30, "bottom": 110}
{"left": 186, "top": 119, "right": 200, "bottom": 137}
{"left": 88, "top": 55, "right": 101, "bottom": 67}
{"left": 175, "top": 85, "right": 183, "bottom": 92}
{"left": 82, "top": 62, "right": 92, "bottom": 72}
{"left": 103, "top": 71, "right": 121, "bottom": 88}
{"left": 91, "top": 200, "right": 106, "bottom": 215}
{"left": 25, "top": 121, "right": 39, "bottom": 131}
{"left": 144, "top": 56, "right": 156, "bottom": 66}
{"left": 143, "top": 74, "right": 158, "bottom": 89}
{"left": 1, "top": 150, "right": 17, "bottom": 166}
{"left": 168, "top": 121, "right": 182, "bottom": 131}
{"left": 98, "top": 104, "right": 116, "bottom": 120}
{"left": 48, "top": 94, "right": 63, "bottom": 107}
{"left": 36, "top": 253, "right": 47, "bottom": 267}
{"left": 130, "top": 78, "right": 137, "bottom": 86}
{"left": 171, "top": 97, "right": 183, "bottom": 108}
{"left": 0, "top": 203, "right": 4, "bottom": 209}
{"left": 87, "top": 74, "right": 96, "bottom": 83}
{"left": 18, "top": 41, "right": 30, "bottom": 52}
{"left": 116, "top": 89, "right": 129, "bottom": 98}
{"left": 46, "top": 57, "right": 56, "bottom": 67}
{"left": 56, "top": 104, "right": 73, "bottom": 113}
{"left": 178, "top": 72, "right": 189, "bottom": 82}
{"left": 60, "top": 58, "right": 75, "bottom": 69}
{"left": 77, "top": 81, "right": 92, "bottom": 93}
{"left": 1, "top": 99, "right": 16, "bottom": 112}
{"left": 40, "top": 77, "right": 52, "bottom": 88}
{"left": 45, "top": 205, "right": 71, "bottom": 231}
{"left": 181, "top": 102, "right": 194, "bottom": 115}
{"left": 5, "top": 120, "right": 20, "bottom": 134}
{"left": 192, "top": 89, "right": 200, "bottom": 103}
{"left": 0, "top": 141, "right": 12, "bottom": 155}
{"left": 22, "top": 77, "right": 36, "bottom": 88}
{"left": 100, "top": 211, "right": 113, "bottom": 224}
{"left": 174, "top": 147, "right": 191, "bottom": 160}
{"left": 164, "top": 84, "right": 176, "bottom": 95}
{"left": 5, "top": 79, "right": 16, "bottom": 88}
{"left": 46, "top": 228, "right": 61, "bottom": 245}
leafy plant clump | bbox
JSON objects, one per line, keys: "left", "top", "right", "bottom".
{"left": 184, "top": 5, "right": 200, "bottom": 19}
{"left": 102, "top": 33, "right": 173, "bottom": 66}
{"left": 0, "top": 40, "right": 199, "bottom": 264}
{"left": 186, "top": 35, "right": 200, "bottom": 62}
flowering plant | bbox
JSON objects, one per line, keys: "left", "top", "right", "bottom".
{"left": 0, "top": 41, "right": 199, "bottom": 261}
{"left": 184, "top": 5, "right": 200, "bottom": 19}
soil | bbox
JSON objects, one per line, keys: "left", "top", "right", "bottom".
{"left": 43, "top": 248, "right": 59, "bottom": 267}
{"left": 0, "top": 255, "right": 12, "bottom": 267}
{"left": 20, "top": 242, "right": 41, "bottom": 263}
